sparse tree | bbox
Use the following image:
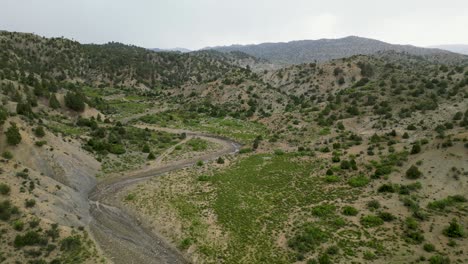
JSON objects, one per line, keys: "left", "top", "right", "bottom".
{"left": 5, "top": 123, "right": 22, "bottom": 146}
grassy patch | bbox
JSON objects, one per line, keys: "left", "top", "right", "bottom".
{"left": 139, "top": 111, "right": 268, "bottom": 143}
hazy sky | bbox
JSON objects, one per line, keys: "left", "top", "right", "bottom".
{"left": 1, "top": 0, "right": 467, "bottom": 50}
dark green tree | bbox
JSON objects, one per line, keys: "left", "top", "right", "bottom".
{"left": 49, "top": 94, "right": 61, "bottom": 109}
{"left": 0, "top": 107, "right": 8, "bottom": 126}
{"left": 5, "top": 123, "right": 22, "bottom": 146}
{"left": 64, "top": 91, "right": 86, "bottom": 112}
{"left": 406, "top": 165, "right": 422, "bottom": 179}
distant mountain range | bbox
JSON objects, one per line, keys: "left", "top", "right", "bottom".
{"left": 429, "top": 44, "right": 468, "bottom": 55}
{"left": 205, "top": 36, "right": 465, "bottom": 64}
{"left": 151, "top": 47, "right": 191, "bottom": 53}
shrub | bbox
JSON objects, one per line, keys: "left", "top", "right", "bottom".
{"left": 0, "top": 183, "right": 10, "bottom": 195}
{"left": 429, "top": 255, "right": 451, "bottom": 264}
{"left": 443, "top": 219, "right": 464, "bottom": 238}
{"left": 147, "top": 152, "right": 156, "bottom": 160}
{"left": 377, "top": 184, "right": 395, "bottom": 193}
{"left": 288, "top": 223, "right": 328, "bottom": 253}
{"left": 25, "top": 199, "right": 36, "bottom": 208}
{"left": 2, "top": 151, "right": 13, "bottom": 159}
{"left": 324, "top": 175, "right": 340, "bottom": 183}
{"left": 64, "top": 91, "right": 86, "bottom": 112}
{"left": 311, "top": 204, "right": 335, "bottom": 217}
{"left": 406, "top": 165, "right": 422, "bottom": 179}
{"left": 196, "top": 160, "right": 204, "bottom": 166}
{"left": 348, "top": 175, "right": 369, "bottom": 187}
{"left": 14, "top": 231, "right": 45, "bottom": 248}
{"left": 217, "top": 157, "right": 225, "bottom": 164}
{"left": 367, "top": 200, "right": 381, "bottom": 210}
{"left": 410, "top": 144, "right": 421, "bottom": 154}
{"left": 428, "top": 195, "right": 466, "bottom": 210}
{"left": 34, "top": 126, "right": 46, "bottom": 138}
{"left": 342, "top": 206, "right": 358, "bottom": 216}
{"left": 378, "top": 211, "right": 396, "bottom": 222}
{"left": 35, "top": 140, "right": 47, "bottom": 147}
{"left": 49, "top": 94, "right": 61, "bottom": 109}
{"left": 109, "top": 144, "right": 126, "bottom": 155}
{"left": 0, "top": 106, "right": 8, "bottom": 125}
{"left": 13, "top": 220, "right": 24, "bottom": 231}
{"left": 0, "top": 200, "right": 19, "bottom": 220}
{"left": 142, "top": 144, "right": 150, "bottom": 153}
{"left": 60, "top": 236, "right": 82, "bottom": 252}
{"left": 360, "top": 215, "right": 384, "bottom": 227}
{"left": 5, "top": 123, "right": 22, "bottom": 145}
{"left": 405, "top": 231, "right": 425, "bottom": 244}
{"left": 423, "top": 243, "right": 435, "bottom": 252}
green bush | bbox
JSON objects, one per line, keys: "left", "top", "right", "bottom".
{"left": 142, "top": 144, "right": 150, "bottom": 153}
{"left": 378, "top": 211, "right": 396, "bottom": 222}
{"left": 377, "top": 184, "right": 395, "bottom": 193}
{"left": 147, "top": 152, "right": 156, "bottom": 160}
{"left": 49, "top": 94, "right": 61, "bottom": 109}
{"left": 0, "top": 183, "right": 10, "bottom": 195}
{"left": 60, "top": 236, "right": 82, "bottom": 252}
{"left": 311, "top": 204, "right": 335, "bottom": 218}
{"left": 64, "top": 91, "right": 86, "bottom": 112}
{"left": 5, "top": 123, "right": 22, "bottom": 145}
{"left": 35, "top": 140, "right": 47, "bottom": 147}
{"left": 342, "top": 206, "right": 358, "bottom": 216}
{"left": 288, "top": 223, "right": 328, "bottom": 253}
{"left": 367, "top": 200, "right": 381, "bottom": 210}
{"left": 25, "top": 199, "right": 36, "bottom": 208}
{"left": 0, "top": 200, "right": 19, "bottom": 221}
{"left": 410, "top": 144, "right": 421, "bottom": 154}
{"left": 0, "top": 106, "right": 8, "bottom": 125}
{"left": 13, "top": 220, "right": 24, "bottom": 231}
{"left": 2, "top": 151, "right": 13, "bottom": 159}
{"left": 406, "top": 165, "right": 422, "bottom": 179}
{"left": 324, "top": 175, "right": 340, "bottom": 183}
{"left": 360, "top": 215, "right": 384, "bottom": 227}
{"left": 348, "top": 175, "right": 369, "bottom": 187}
{"left": 34, "top": 126, "right": 46, "bottom": 137}
{"left": 14, "top": 231, "right": 46, "bottom": 248}
{"left": 423, "top": 243, "right": 435, "bottom": 252}
{"left": 429, "top": 255, "right": 451, "bottom": 264}
{"left": 428, "top": 195, "right": 466, "bottom": 210}
{"left": 443, "top": 219, "right": 464, "bottom": 238}
{"left": 109, "top": 144, "right": 126, "bottom": 155}
{"left": 217, "top": 157, "right": 225, "bottom": 164}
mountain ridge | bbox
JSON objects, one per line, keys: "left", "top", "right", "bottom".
{"left": 205, "top": 36, "right": 466, "bottom": 64}
{"left": 430, "top": 44, "right": 468, "bottom": 55}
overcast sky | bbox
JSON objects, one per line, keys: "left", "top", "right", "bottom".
{"left": 1, "top": 0, "right": 467, "bottom": 50}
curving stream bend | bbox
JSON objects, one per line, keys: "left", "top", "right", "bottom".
{"left": 88, "top": 130, "right": 240, "bottom": 264}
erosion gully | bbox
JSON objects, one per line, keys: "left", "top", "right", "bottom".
{"left": 87, "top": 130, "right": 240, "bottom": 264}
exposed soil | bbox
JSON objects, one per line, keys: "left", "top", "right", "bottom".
{"left": 88, "top": 126, "right": 240, "bottom": 264}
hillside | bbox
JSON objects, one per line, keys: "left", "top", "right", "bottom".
{"left": 207, "top": 36, "right": 468, "bottom": 65}
{"left": 0, "top": 31, "right": 467, "bottom": 264}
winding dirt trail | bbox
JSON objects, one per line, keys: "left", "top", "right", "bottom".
{"left": 88, "top": 126, "right": 240, "bottom": 264}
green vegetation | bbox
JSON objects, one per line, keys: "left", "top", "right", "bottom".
{"left": 406, "top": 165, "right": 422, "bottom": 179}
{"left": 360, "top": 215, "right": 384, "bottom": 227}
{"left": 139, "top": 111, "right": 268, "bottom": 143}
{"left": 342, "top": 206, "right": 358, "bottom": 216}
{"left": 347, "top": 175, "right": 369, "bottom": 187}
{"left": 0, "top": 183, "right": 11, "bottom": 195}
{"left": 64, "top": 91, "right": 86, "bottom": 112}
{"left": 428, "top": 195, "right": 466, "bottom": 211}
{"left": 443, "top": 219, "right": 465, "bottom": 238}
{"left": 5, "top": 123, "right": 22, "bottom": 145}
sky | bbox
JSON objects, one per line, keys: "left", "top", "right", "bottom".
{"left": 1, "top": 0, "right": 468, "bottom": 50}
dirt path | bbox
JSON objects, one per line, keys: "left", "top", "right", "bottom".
{"left": 88, "top": 126, "right": 240, "bottom": 264}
